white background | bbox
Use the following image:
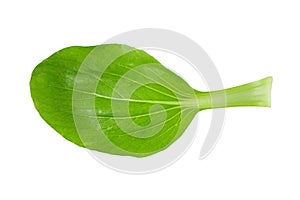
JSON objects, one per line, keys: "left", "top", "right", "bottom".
{"left": 1, "top": 0, "right": 299, "bottom": 199}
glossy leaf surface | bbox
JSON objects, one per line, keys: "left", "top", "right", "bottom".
{"left": 30, "top": 44, "right": 272, "bottom": 157}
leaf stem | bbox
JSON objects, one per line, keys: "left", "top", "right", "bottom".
{"left": 196, "top": 77, "right": 273, "bottom": 110}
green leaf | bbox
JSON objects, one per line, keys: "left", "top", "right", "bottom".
{"left": 30, "top": 44, "right": 272, "bottom": 157}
